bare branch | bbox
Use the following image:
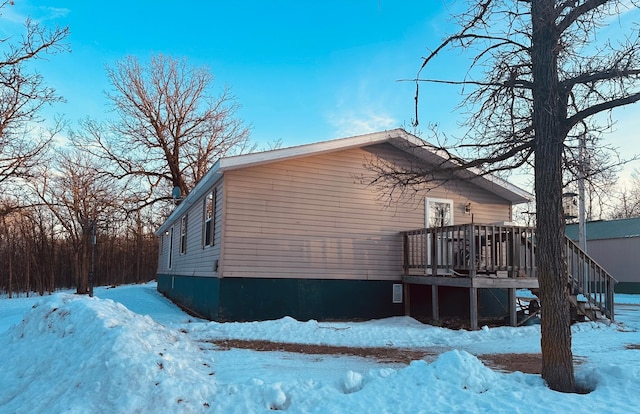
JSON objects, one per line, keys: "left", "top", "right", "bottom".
{"left": 556, "top": 0, "right": 608, "bottom": 34}
{"left": 74, "top": 55, "right": 251, "bottom": 213}
{"left": 566, "top": 91, "right": 640, "bottom": 130}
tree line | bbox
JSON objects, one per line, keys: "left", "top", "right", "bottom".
{"left": 0, "top": 2, "right": 250, "bottom": 296}
{"left": 0, "top": 206, "right": 157, "bottom": 297}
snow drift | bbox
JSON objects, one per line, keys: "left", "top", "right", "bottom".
{"left": 0, "top": 294, "right": 216, "bottom": 413}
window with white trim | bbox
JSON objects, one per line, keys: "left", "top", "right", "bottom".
{"left": 203, "top": 189, "right": 216, "bottom": 247}
{"left": 167, "top": 227, "right": 174, "bottom": 269}
{"left": 180, "top": 214, "right": 188, "bottom": 254}
{"left": 425, "top": 197, "right": 454, "bottom": 228}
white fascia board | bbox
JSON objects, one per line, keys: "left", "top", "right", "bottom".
{"left": 217, "top": 129, "right": 406, "bottom": 172}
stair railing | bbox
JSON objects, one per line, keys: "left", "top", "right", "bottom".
{"left": 564, "top": 236, "right": 617, "bottom": 321}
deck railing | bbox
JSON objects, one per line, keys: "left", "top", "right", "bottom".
{"left": 402, "top": 224, "right": 536, "bottom": 278}
{"left": 401, "top": 224, "right": 617, "bottom": 320}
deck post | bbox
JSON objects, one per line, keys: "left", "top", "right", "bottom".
{"left": 402, "top": 232, "right": 409, "bottom": 274}
{"left": 470, "top": 287, "right": 478, "bottom": 330}
{"left": 431, "top": 230, "right": 438, "bottom": 277}
{"left": 508, "top": 287, "right": 517, "bottom": 326}
{"left": 469, "top": 225, "right": 477, "bottom": 278}
{"left": 431, "top": 285, "right": 439, "bottom": 322}
{"left": 404, "top": 283, "right": 411, "bottom": 316}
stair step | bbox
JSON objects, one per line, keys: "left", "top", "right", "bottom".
{"left": 567, "top": 294, "right": 606, "bottom": 322}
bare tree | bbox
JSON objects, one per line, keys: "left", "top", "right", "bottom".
{"left": 375, "top": 1, "right": 640, "bottom": 392}
{"left": 75, "top": 54, "right": 251, "bottom": 211}
{"left": 0, "top": 1, "right": 69, "bottom": 193}
{"left": 32, "top": 148, "right": 125, "bottom": 294}
{"left": 608, "top": 171, "right": 640, "bottom": 218}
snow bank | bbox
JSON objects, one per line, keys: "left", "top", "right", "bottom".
{"left": 0, "top": 294, "right": 216, "bottom": 413}
{"left": 189, "top": 315, "right": 542, "bottom": 352}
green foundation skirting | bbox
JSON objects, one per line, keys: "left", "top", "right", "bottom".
{"left": 157, "top": 274, "right": 220, "bottom": 320}
{"left": 615, "top": 282, "right": 640, "bottom": 294}
{"left": 157, "top": 274, "right": 405, "bottom": 321}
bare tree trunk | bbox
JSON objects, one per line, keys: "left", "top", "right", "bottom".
{"left": 49, "top": 235, "right": 56, "bottom": 293}
{"left": 532, "top": 0, "right": 575, "bottom": 393}
{"left": 8, "top": 246, "right": 12, "bottom": 299}
{"left": 135, "top": 212, "right": 143, "bottom": 282}
{"left": 75, "top": 240, "right": 89, "bottom": 294}
{"left": 26, "top": 251, "right": 31, "bottom": 298}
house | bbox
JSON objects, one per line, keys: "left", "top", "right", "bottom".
{"left": 566, "top": 217, "right": 640, "bottom": 293}
{"left": 155, "top": 128, "right": 534, "bottom": 323}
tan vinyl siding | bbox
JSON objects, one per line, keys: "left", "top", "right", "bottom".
{"left": 222, "top": 143, "right": 512, "bottom": 281}
{"left": 157, "top": 180, "right": 224, "bottom": 277}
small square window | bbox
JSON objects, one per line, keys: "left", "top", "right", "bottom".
{"left": 425, "top": 198, "right": 454, "bottom": 228}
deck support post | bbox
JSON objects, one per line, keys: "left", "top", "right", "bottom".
{"left": 431, "top": 285, "right": 439, "bottom": 322}
{"left": 508, "top": 288, "right": 517, "bottom": 326}
{"left": 470, "top": 287, "right": 478, "bottom": 330}
{"left": 404, "top": 283, "right": 411, "bottom": 316}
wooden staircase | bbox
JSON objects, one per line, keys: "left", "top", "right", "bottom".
{"left": 401, "top": 224, "right": 618, "bottom": 327}
{"left": 564, "top": 236, "right": 616, "bottom": 322}
{"left": 516, "top": 237, "right": 616, "bottom": 323}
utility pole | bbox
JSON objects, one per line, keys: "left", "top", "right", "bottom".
{"left": 578, "top": 133, "right": 587, "bottom": 252}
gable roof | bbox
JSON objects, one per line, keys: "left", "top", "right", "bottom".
{"left": 566, "top": 217, "right": 640, "bottom": 241}
{"left": 156, "top": 128, "right": 532, "bottom": 235}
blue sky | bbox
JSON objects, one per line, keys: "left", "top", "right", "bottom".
{"left": 1, "top": 1, "right": 639, "bottom": 183}
{"left": 1, "top": 1, "right": 461, "bottom": 145}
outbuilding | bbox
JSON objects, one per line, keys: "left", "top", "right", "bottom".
{"left": 566, "top": 217, "right": 640, "bottom": 293}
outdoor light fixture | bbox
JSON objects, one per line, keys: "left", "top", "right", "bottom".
{"left": 165, "top": 230, "right": 170, "bottom": 236}
{"left": 465, "top": 203, "right": 472, "bottom": 214}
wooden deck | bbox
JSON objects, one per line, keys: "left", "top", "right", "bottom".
{"left": 401, "top": 224, "right": 616, "bottom": 329}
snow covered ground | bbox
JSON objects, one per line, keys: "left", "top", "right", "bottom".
{"left": 1, "top": 283, "right": 639, "bottom": 413}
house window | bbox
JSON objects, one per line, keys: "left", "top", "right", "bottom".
{"left": 180, "top": 215, "right": 188, "bottom": 254}
{"left": 425, "top": 198, "right": 454, "bottom": 228}
{"left": 167, "top": 227, "right": 174, "bottom": 269}
{"left": 203, "top": 189, "right": 216, "bottom": 247}
{"left": 425, "top": 197, "right": 454, "bottom": 267}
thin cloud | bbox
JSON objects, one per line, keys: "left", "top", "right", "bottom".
{"left": 0, "top": 4, "right": 26, "bottom": 25}
{"left": 36, "top": 6, "right": 70, "bottom": 22}
{"left": 328, "top": 110, "right": 397, "bottom": 137}
{"left": 0, "top": 4, "right": 69, "bottom": 38}
{"left": 0, "top": 4, "right": 69, "bottom": 24}
{"left": 327, "top": 76, "right": 402, "bottom": 137}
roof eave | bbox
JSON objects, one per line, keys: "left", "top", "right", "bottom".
{"left": 387, "top": 134, "right": 532, "bottom": 205}
{"left": 217, "top": 128, "right": 407, "bottom": 172}
{"left": 155, "top": 160, "right": 223, "bottom": 236}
